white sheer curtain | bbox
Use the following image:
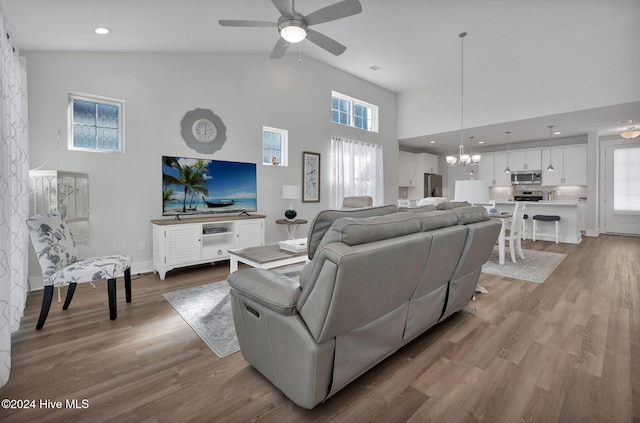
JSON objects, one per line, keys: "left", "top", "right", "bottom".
{"left": 0, "top": 13, "right": 30, "bottom": 388}
{"left": 330, "top": 137, "right": 384, "bottom": 209}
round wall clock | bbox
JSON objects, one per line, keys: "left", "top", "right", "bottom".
{"left": 180, "top": 108, "right": 227, "bottom": 154}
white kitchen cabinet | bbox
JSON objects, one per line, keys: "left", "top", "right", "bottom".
{"left": 477, "top": 153, "right": 510, "bottom": 187}
{"left": 478, "top": 153, "right": 496, "bottom": 185}
{"left": 423, "top": 153, "right": 439, "bottom": 175}
{"left": 510, "top": 149, "right": 542, "bottom": 171}
{"left": 562, "top": 145, "right": 587, "bottom": 185}
{"left": 493, "top": 153, "right": 512, "bottom": 186}
{"left": 152, "top": 215, "right": 265, "bottom": 279}
{"left": 398, "top": 151, "right": 418, "bottom": 187}
{"left": 541, "top": 145, "right": 586, "bottom": 186}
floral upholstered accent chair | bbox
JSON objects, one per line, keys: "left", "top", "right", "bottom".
{"left": 26, "top": 214, "right": 132, "bottom": 330}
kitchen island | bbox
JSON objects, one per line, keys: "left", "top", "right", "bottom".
{"left": 494, "top": 201, "right": 583, "bottom": 244}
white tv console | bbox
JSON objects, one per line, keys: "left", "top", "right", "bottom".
{"left": 151, "top": 214, "right": 266, "bottom": 280}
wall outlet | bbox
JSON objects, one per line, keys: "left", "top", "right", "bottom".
{"left": 138, "top": 241, "right": 146, "bottom": 251}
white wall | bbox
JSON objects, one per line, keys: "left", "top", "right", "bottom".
{"left": 24, "top": 51, "right": 397, "bottom": 285}
{"left": 396, "top": 17, "right": 640, "bottom": 140}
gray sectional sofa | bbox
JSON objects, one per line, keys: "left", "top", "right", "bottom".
{"left": 227, "top": 204, "right": 501, "bottom": 409}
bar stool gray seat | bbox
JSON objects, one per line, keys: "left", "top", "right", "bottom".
{"left": 532, "top": 214, "right": 561, "bottom": 244}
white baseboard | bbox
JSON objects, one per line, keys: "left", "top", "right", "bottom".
{"left": 585, "top": 230, "right": 600, "bottom": 237}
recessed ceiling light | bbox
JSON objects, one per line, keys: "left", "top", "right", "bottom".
{"left": 553, "top": 131, "right": 561, "bottom": 135}
{"left": 95, "top": 27, "right": 111, "bottom": 35}
{"left": 478, "top": 141, "right": 484, "bottom": 144}
{"left": 429, "top": 140, "right": 436, "bottom": 144}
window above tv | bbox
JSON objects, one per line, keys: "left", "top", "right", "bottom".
{"left": 331, "top": 91, "right": 378, "bottom": 133}
{"left": 67, "top": 92, "right": 124, "bottom": 153}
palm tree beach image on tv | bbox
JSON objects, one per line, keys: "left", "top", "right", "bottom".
{"left": 162, "top": 156, "right": 257, "bottom": 216}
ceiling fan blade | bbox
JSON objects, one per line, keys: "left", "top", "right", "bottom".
{"left": 305, "top": 0, "right": 362, "bottom": 26}
{"left": 306, "top": 29, "right": 346, "bottom": 56}
{"left": 271, "top": 0, "right": 294, "bottom": 17}
{"left": 218, "top": 20, "right": 276, "bottom": 27}
{"left": 269, "top": 37, "right": 290, "bottom": 59}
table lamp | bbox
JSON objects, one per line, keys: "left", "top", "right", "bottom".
{"left": 454, "top": 180, "right": 490, "bottom": 205}
{"left": 281, "top": 185, "right": 300, "bottom": 220}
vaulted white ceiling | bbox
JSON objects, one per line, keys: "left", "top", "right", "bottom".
{"left": 2, "top": 0, "right": 639, "bottom": 153}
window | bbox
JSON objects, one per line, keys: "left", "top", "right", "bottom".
{"left": 68, "top": 93, "right": 124, "bottom": 153}
{"left": 262, "top": 126, "right": 288, "bottom": 166}
{"left": 330, "top": 137, "right": 384, "bottom": 209}
{"left": 331, "top": 91, "right": 378, "bottom": 132}
{"left": 613, "top": 147, "right": 640, "bottom": 213}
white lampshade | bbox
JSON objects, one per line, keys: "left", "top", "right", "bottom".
{"left": 454, "top": 180, "right": 490, "bottom": 205}
{"left": 281, "top": 185, "right": 300, "bottom": 200}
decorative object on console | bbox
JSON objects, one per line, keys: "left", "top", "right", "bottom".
{"left": 446, "top": 32, "right": 481, "bottom": 167}
{"left": 218, "top": 0, "right": 362, "bottom": 59}
{"left": 180, "top": 108, "right": 227, "bottom": 154}
{"left": 281, "top": 185, "right": 300, "bottom": 220}
{"left": 546, "top": 125, "right": 555, "bottom": 172}
{"left": 302, "top": 151, "right": 320, "bottom": 202}
{"left": 454, "top": 179, "right": 490, "bottom": 205}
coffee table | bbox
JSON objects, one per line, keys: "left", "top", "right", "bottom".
{"left": 228, "top": 243, "right": 309, "bottom": 273}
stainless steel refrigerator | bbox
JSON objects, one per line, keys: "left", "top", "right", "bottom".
{"left": 424, "top": 173, "right": 443, "bottom": 197}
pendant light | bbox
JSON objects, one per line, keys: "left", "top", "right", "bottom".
{"left": 546, "top": 125, "right": 555, "bottom": 172}
{"left": 504, "top": 131, "right": 511, "bottom": 173}
{"left": 468, "top": 137, "right": 475, "bottom": 175}
{"left": 446, "top": 32, "right": 480, "bottom": 167}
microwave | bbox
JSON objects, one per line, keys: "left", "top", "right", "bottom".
{"left": 511, "top": 171, "right": 542, "bottom": 185}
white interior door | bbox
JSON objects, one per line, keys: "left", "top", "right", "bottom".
{"left": 601, "top": 139, "right": 640, "bottom": 235}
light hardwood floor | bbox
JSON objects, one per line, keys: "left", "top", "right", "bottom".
{"left": 1, "top": 234, "right": 639, "bottom": 422}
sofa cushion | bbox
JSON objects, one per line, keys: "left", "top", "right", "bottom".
{"left": 322, "top": 212, "right": 421, "bottom": 247}
{"left": 399, "top": 204, "right": 437, "bottom": 213}
{"left": 453, "top": 205, "right": 490, "bottom": 224}
{"left": 306, "top": 205, "right": 398, "bottom": 260}
{"left": 437, "top": 201, "right": 471, "bottom": 210}
{"left": 416, "top": 210, "right": 460, "bottom": 232}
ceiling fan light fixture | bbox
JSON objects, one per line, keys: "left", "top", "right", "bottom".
{"left": 620, "top": 127, "right": 640, "bottom": 139}
{"left": 278, "top": 15, "right": 308, "bottom": 43}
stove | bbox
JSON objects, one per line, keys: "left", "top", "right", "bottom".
{"left": 514, "top": 190, "right": 543, "bottom": 202}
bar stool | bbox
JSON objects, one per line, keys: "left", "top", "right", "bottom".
{"left": 532, "top": 214, "right": 561, "bottom": 244}
{"left": 521, "top": 213, "right": 528, "bottom": 240}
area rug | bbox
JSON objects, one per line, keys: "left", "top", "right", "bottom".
{"left": 481, "top": 247, "right": 567, "bottom": 283}
{"left": 163, "top": 265, "right": 304, "bottom": 358}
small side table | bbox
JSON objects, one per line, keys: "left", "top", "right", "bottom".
{"left": 276, "top": 219, "right": 308, "bottom": 240}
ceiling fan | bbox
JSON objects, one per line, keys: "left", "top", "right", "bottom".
{"left": 219, "top": 0, "right": 362, "bottom": 59}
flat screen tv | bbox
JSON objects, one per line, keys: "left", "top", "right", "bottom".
{"left": 162, "top": 156, "right": 257, "bottom": 216}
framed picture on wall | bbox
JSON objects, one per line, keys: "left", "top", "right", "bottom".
{"left": 302, "top": 151, "right": 320, "bottom": 202}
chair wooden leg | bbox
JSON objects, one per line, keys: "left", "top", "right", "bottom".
{"left": 108, "top": 278, "right": 117, "bottom": 320}
{"left": 36, "top": 285, "right": 54, "bottom": 330}
{"left": 62, "top": 282, "right": 77, "bottom": 310}
{"left": 124, "top": 267, "right": 132, "bottom": 303}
